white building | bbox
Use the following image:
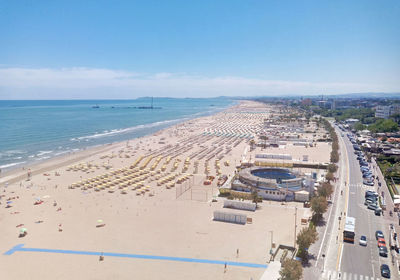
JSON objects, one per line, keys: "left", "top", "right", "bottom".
{"left": 375, "top": 105, "right": 392, "bottom": 119}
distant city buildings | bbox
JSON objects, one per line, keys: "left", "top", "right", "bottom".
{"left": 375, "top": 105, "right": 400, "bottom": 119}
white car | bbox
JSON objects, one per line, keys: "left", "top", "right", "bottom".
{"left": 359, "top": 235, "right": 367, "bottom": 246}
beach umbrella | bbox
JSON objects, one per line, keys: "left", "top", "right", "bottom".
{"left": 97, "top": 219, "right": 103, "bottom": 224}
{"left": 20, "top": 228, "right": 27, "bottom": 233}
{"left": 6, "top": 201, "right": 13, "bottom": 204}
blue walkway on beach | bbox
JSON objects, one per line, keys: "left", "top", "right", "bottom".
{"left": 4, "top": 244, "right": 267, "bottom": 269}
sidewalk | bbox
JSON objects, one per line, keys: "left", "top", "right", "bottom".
{"left": 303, "top": 126, "right": 348, "bottom": 280}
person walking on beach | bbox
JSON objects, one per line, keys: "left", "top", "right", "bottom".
{"left": 224, "top": 262, "right": 227, "bottom": 273}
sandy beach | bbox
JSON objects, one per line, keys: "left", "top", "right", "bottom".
{"left": 0, "top": 100, "right": 330, "bottom": 279}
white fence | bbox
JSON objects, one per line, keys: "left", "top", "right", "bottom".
{"left": 213, "top": 210, "right": 247, "bottom": 225}
{"left": 255, "top": 153, "right": 292, "bottom": 160}
{"left": 223, "top": 200, "right": 256, "bottom": 211}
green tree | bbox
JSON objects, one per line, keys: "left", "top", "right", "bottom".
{"left": 327, "top": 164, "right": 338, "bottom": 174}
{"left": 325, "top": 172, "right": 335, "bottom": 182}
{"left": 354, "top": 122, "right": 365, "bottom": 131}
{"left": 318, "top": 182, "right": 333, "bottom": 198}
{"left": 279, "top": 259, "right": 303, "bottom": 280}
{"left": 296, "top": 226, "right": 318, "bottom": 262}
{"left": 369, "top": 119, "right": 399, "bottom": 133}
{"left": 311, "top": 196, "right": 328, "bottom": 223}
{"left": 251, "top": 187, "right": 262, "bottom": 207}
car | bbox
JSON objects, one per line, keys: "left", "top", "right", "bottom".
{"left": 378, "top": 237, "right": 386, "bottom": 247}
{"left": 375, "top": 208, "right": 382, "bottom": 216}
{"left": 359, "top": 235, "right": 367, "bottom": 246}
{"left": 366, "top": 190, "right": 378, "bottom": 197}
{"left": 376, "top": 230, "right": 385, "bottom": 240}
{"left": 381, "top": 264, "right": 391, "bottom": 278}
{"left": 363, "top": 180, "right": 374, "bottom": 186}
{"left": 366, "top": 195, "right": 377, "bottom": 201}
{"left": 363, "top": 173, "right": 373, "bottom": 179}
{"left": 379, "top": 246, "right": 388, "bottom": 257}
{"left": 368, "top": 203, "right": 379, "bottom": 210}
{"left": 360, "top": 161, "right": 368, "bottom": 167}
{"left": 365, "top": 197, "right": 377, "bottom": 204}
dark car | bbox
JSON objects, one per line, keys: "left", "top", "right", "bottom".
{"left": 368, "top": 203, "right": 380, "bottom": 211}
{"left": 379, "top": 246, "right": 388, "bottom": 257}
{"left": 363, "top": 173, "right": 373, "bottom": 179}
{"left": 365, "top": 197, "right": 377, "bottom": 205}
{"left": 376, "top": 230, "right": 384, "bottom": 239}
{"left": 381, "top": 264, "right": 390, "bottom": 278}
{"left": 363, "top": 180, "right": 374, "bottom": 186}
{"left": 366, "top": 191, "right": 378, "bottom": 197}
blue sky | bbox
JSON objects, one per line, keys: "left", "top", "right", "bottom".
{"left": 0, "top": 0, "right": 399, "bottom": 98}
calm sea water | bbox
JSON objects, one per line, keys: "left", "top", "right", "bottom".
{"left": 0, "top": 97, "right": 235, "bottom": 171}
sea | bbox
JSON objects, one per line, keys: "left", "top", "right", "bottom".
{"left": 0, "top": 97, "right": 235, "bottom": 171}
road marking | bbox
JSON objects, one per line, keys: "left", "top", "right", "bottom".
{"left": 322, "top": 270, "right": 378, "bottom": 280}
{"left": 4, "top": 244, "right": 267, "bottom": 268}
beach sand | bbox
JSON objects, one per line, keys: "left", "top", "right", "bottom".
{"left": 0, "top": 101, "right": 327, "bottom": 279}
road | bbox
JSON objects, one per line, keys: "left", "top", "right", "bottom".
{"left": 318, "top": 126, "right": 399, "bottom": 280}
{"left": 339, "top": 130, "right": 390, "bottom": 278}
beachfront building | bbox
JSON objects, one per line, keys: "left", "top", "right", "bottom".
{"left": 231, "top": 167, "right": 313, "bottom": 201}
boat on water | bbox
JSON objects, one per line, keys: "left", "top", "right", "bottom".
{"left": 134, "top": 97, "right": 162, "bottom": 109}
{"left": 92, "top": 105, "right": 100, "bottom": 108}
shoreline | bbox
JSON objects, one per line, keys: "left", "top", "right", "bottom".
{"left": 0, "top": 102, "right": 240, "bottom": 185}
{"left": 0, "top": 98, "right": 236, "bottom": 175}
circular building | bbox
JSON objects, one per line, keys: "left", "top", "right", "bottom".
{"left": 232, "top": 167, "right": 310, "bottom": 201}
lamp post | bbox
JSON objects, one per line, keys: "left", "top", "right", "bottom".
{"left": 294, "top": 206, "right": 298, "bottom": 248}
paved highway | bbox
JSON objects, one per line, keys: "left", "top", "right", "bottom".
{"left": 339, "top": 129, "right": 393, "bottom": 279}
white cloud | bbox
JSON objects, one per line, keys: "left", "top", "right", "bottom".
{"left": 0, "top": 67, "right": 398, "bottom": 99}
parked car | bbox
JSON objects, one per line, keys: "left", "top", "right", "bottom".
{"left": 380, "top": 264, "right": 390, "bottom": 278}
{"left": 366, "top": 191, "right": 378, "bottom": 197}
{"left": 378, "top": 238, "right": 386, "bottom": 247}
{"left": 368, "top": 203, "right": 380, "bottom": 211}
{"left": 363, "top": 180, "right": 374, "bottom": 186}
{"left": 375, "top": 208, "right": 382, "bottom": 216}
{"left": 379, "top": 246, "right": 388, "bottom": 257}
{"left": 376, "top": 230, "right": 384, "bottom": 239}
{"left": 365, "top": 197, "right": 377, "bottom": 205}
{"left": 359, "top": 235, "right": 367, "bottom": 246}
{"left": 363, "top": 173, "right": 373, "bottom": 179}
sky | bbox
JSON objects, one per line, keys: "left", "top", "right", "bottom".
{"left": 0, "top": 0, "right": 399, "bottom": 99}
